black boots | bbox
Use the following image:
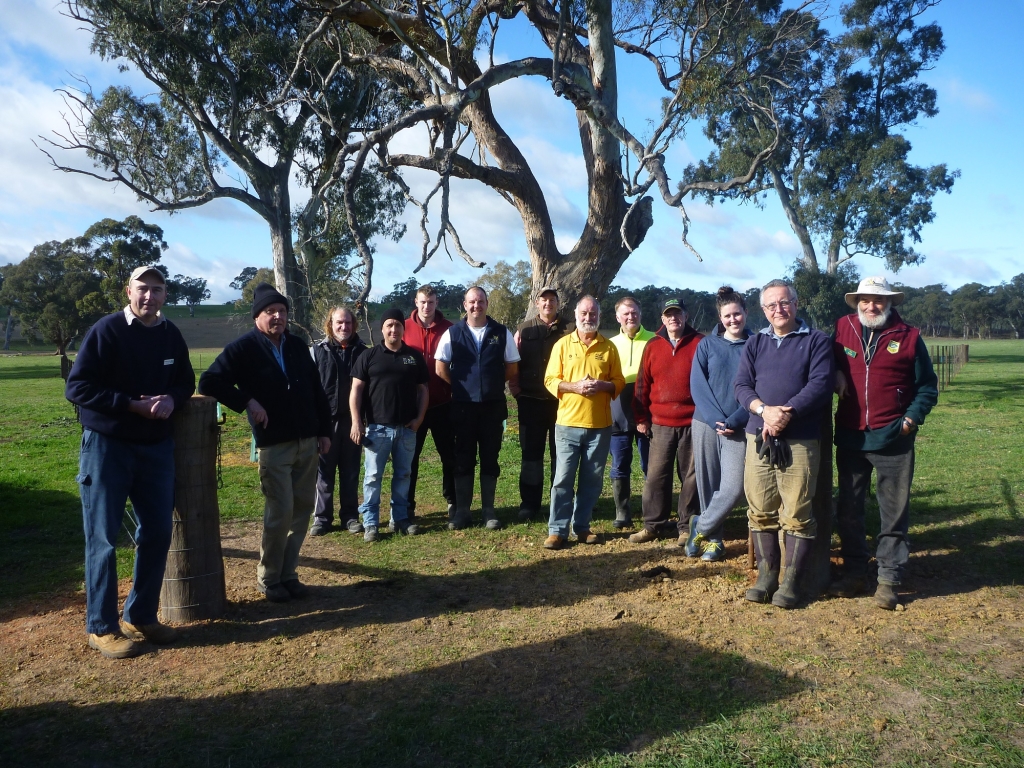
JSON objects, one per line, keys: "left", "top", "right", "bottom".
{"left": 518, "top": 460, "right": 544, "bottom": 522}
{"left": 745, "top": 529, "right": 781, "bottom": 603}
{"left": 450, "top": 475, "right": 474, "bottom": 530}
{"left": 480, "top": 474, "right": 502, "bottom": 530}
{"left": 772, "top": 533, "right": 813, "bottom": 609}
{"left": 611, "top": 477, "right": 632, "bottom": 529}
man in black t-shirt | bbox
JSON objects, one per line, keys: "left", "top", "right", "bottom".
{"left": 349, "top": 308, "right": 429, "bottom": 541}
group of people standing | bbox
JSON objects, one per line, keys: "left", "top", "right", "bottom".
{"left": 65, "top": 267, "right": 937, "bottom": 659}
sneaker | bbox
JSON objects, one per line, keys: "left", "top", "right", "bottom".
{"left": 700, "top": 539, "right": 726, "bottom": 562}
{"left": 121, "top": 620, "right": 179, "bottom": 645}
{"left": 874, "top": 582, "right": 899, "bottom": 611}
{"left": 543, "top": 534, "right": 567, "bottom": 550}
{"left": 364, "top": 526, "right": 379, "bottom": 543}
{"left": 612, "top": 518, "right": 633, "bottom": 530}
{"left": 387, "top": 518, "right": 396, "bottom": 533}
{"left": 397, "top": 523, "right": 421, "bottom": 536}
{"left": 88, "top": 632, "right": 141, "bottom": 659}
{"left": 628, "top": 528, "right": 659, "bottom": 544}
{"left": 517, "top": 506, "right": 534, "bottom": 523}
{"left": 281, "top": 579, "right": 310, "bottom": 599}
{"left": 576, "top": 531, "right": 600, "bottom": 545}
{"left": 683, "top": 515, "right": 704, "bottom": 558}
{"left": 309, "top": 522, "right": 332, "bottom": 537}
{"left": 259, "top": 583, "right": 291, "bottom": 603}
{"left": 346, "top": 519, "right": 365, "bottom": 535}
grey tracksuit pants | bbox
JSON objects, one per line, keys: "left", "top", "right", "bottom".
{"left": 692, "top": 419, "right": 747, "bottom": 538}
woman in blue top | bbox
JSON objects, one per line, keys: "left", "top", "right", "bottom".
{"left": 684, "top": 286, "right": 752, "bottom": 561}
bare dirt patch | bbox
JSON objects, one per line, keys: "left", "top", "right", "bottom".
{"left": 2, "top": 520, "right": 1022, "bottom": 766}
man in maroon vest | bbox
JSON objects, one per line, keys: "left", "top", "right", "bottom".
{"left": 829, "top": 277, "right": 938, "bottom": 610}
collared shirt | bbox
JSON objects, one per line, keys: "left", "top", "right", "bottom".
{"left": 122, "top": 305, "right": 166, "bottom": 326}
{"left": 759, "top": 318, "right": 810, "bottom": 348}
{"left": 544, "top": 331, "right": 625, "bottom": 429}
{"left": 260, "top": 331, "right": 287, "bottom": 375}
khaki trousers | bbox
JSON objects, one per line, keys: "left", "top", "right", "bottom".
{"left": 257, "top": 437, "right": 319, "bottom": 589}
{"left": 743, "top": 433, "right": 819, "bottom": 539}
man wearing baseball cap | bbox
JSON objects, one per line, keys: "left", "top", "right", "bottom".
{"left": 829, "top": 276, "right": 938, "bottom": 610}
{"left": 199, "top": 283, "right": 332, "bottom": 602}
{"left": 510, "top": 287, "right": 574, "bottom": 522}
{"left": 66, "top": 264, "right": 195, "bottom": 657}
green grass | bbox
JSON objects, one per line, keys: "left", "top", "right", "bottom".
{"left": 2, "top": 340, "right": 1023, "bottom": 767}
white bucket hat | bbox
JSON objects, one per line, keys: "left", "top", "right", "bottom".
{"left": 845, "top": 276, "right": 904, "bottom": 308}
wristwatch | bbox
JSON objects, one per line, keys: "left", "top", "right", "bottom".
{"left": 755, "top": 404, "right": 766, "bottom": 416}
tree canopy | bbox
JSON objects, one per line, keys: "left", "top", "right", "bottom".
{"left": 688, "top": 0, "right": 957, "bottom": 274}
{"left": 43, "top": 0, "right": 822, "bottom": 319}
{"left": 41, "top": 0, "right": 407, "bottom": 333}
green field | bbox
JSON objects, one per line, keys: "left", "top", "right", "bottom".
{"left": 1, "top": 340, "right": 1022, "bottom": 767}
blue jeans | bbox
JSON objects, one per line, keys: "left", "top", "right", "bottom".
{"left": 609, "top": 429, "right": 649, "bottom": 478}
{"left": 77, "top": 429, "right": 174, "bottom": 635}
{"left": 548, "top": 425, "right": 612, "bottom": 537}
{"left": 359, "top": 424, "right": 417, "bottom": 528}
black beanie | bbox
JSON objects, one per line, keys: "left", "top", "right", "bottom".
{"left": 379, "top": 307, "right": 406, "bottom": 330}
{"left": 252, "top": 282, "right": 290, "bottom": 318}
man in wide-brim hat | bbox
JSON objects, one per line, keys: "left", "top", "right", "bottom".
{"left": 829, "top": 276, "right": 939, "bottom": 610}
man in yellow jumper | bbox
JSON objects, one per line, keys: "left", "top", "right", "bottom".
{"left": 543, "top": 296, "right": 625, "bottom": 549}
{"left": 608, "top": 296, "right": 656, "bottom": 528}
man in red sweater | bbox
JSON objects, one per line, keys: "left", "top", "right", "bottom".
{"left": 403, "top": 285, "right": 456, "bottom": 521}
{"left": 630, "top": 299, "right": 703, "bottom": 545}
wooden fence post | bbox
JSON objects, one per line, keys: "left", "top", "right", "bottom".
{"left": 160, "top": 395, "right": 227, "bottom": 623}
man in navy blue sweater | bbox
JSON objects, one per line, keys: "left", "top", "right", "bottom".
{"left": 66, "top": 266, "right": 195, "bottom": 658}
{"left": 199, "top": 283, "right": 331, "bottom": 603}
{"left": 734, "top": 279, "right": 834, "bottom": 609}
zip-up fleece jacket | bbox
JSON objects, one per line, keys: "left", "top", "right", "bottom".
{"left": 690, "top": 326, "right": 752, "bottom": 431}
{"left": 632, "top": 325, "right": 703, "bottom": 428}
{"left": 610, "top": 326, "right": 656, "bottom": 431}
{"left": 199, "top": 329, "right": 331, "bottom": 448}
{"left": 65, "top": 311, "right": 195, "bottom": 444}
{"left": 404, "top": 309, "right": 453, "bottom": 408}
{"left": 833, "top": 310, "right": 938, "bottom": 450}
{"left": 516, "top": 314, "right": 574, "bottom": 400}
{"left": 311, "top": 334, "right": 367, "bottom": 418}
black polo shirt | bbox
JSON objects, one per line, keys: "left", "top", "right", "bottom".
{"left": 351, "top": 342, "right": 429, "bottom": 426}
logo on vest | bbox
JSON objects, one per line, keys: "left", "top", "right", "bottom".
{"left": 887, "top": 340, "right": 900, "bottom": 354}
{"left": 402, "top": 356, "right": 417, "bottom": 365}
{"left": 843, "top": 347, "right": 857, "bottom": 358}
{"left": 488, "top": 335, "right": 500, "bottom": 345}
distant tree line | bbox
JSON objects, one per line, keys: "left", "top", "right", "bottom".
{"left": 0, "top": 216, "right": 210, "bottom": 354}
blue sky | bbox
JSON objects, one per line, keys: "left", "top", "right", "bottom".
{"left": 1, "top": 0, "right": 1020, "bottom": 304}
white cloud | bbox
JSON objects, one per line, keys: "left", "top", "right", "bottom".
{"left": 941, "top": 77, "right": 999, "bottom": 115}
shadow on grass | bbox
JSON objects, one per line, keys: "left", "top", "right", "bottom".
{"left": 0, "top": 362, "right": 65, "bottom": 380}
{"left": 0, "top": 481, "right": 86, "bottom": 612}
{"left": 0, "top": 624, "right": 804, "bottom": 768}
{"left": 205, "top": 547, "right": 705, "bottom": 646}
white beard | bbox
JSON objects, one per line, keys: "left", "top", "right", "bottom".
{"left": 859, "top": 305, "right": 891, "bottom": 329}
{"left": 578, "top": 320, "right": 599, "bottom": 333}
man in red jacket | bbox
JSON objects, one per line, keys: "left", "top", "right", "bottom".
{"left": 404, "top": 284, "right": 456, "bottom": 521}
{"left": 829, "top": 277, "right": 938, "bottom": 610}
{"left": 629, "top": 299, "right": 704, "bottom": 545}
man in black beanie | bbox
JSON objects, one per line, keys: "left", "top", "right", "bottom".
{"left": 199, "top": 283, "right": 332, "bottom": 602}
{"left": 348, "top": 306, "right": 429, "bottom": 541}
